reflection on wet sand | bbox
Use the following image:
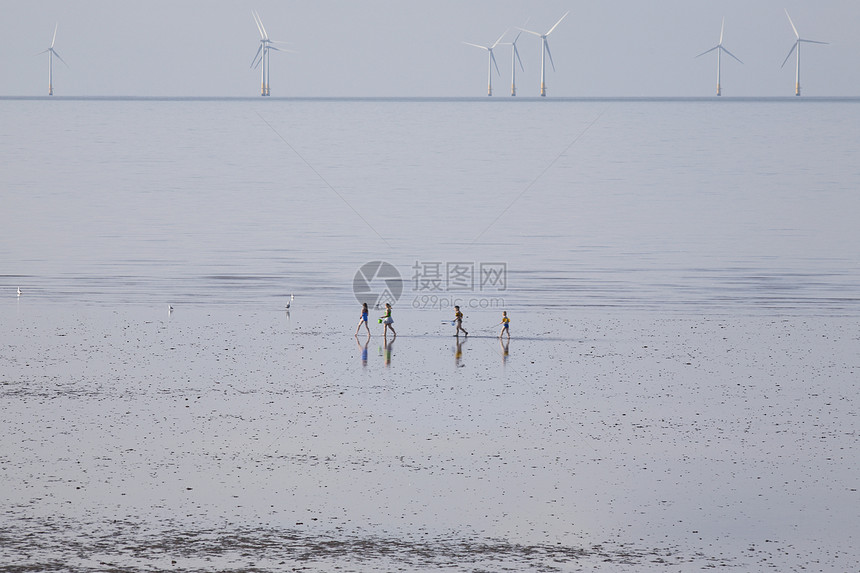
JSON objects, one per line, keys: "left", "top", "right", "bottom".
{"left": 384, "top": 335, "right": 395, "bottom": 366}
{"left": 355, "top": 334, "right": 369, "bottom": 367}
{"left": 454, "top": 337, "right": 465, "bottom": 368}
{"left": 499, "top": 338, "right": 509, "bottom": 365}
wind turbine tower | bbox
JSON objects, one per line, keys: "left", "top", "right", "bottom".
{"left": 696, "top": 18, "right": 743, "bottom": 96}
{"left": 499, "top": 32, "right": 525, "bottom": 96}
{"left": 38, "top": 23, "right": 68, "bottom": 96}
{"left": 519, "top": 12, "right": 569, "bottom": 97}
{"left": 464, "top": 33, "right": 505, "bottom": 96}
{"left": 251, "top": 10, "right": 289, "bottom": 96}
{"left": 782, "top": 9, "right": 828, "bottom": 96}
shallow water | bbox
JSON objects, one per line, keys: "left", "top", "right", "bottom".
{"left": 2, "top": 98, "right": 860, "bottom": 313}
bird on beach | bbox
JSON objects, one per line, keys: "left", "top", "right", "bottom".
{"left": 286, "top": 293, "right": 294, "bottom": 309}
{"left": 168, "top": 305, "right": 174, "bottom": 314}
{"left": 17, "top": 287, "right": 22, "bottom": 297}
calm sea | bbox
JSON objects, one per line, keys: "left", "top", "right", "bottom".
{"left": 2, "top": 97, "right": 859, "bottom": 314}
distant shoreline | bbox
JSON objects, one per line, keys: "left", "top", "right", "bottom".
{"left": 2, "top": 95, "right": 860, "bottom": 103}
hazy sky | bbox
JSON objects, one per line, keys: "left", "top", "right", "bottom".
{"left": 2, "top": 1, "right": 858, "bottom": 98}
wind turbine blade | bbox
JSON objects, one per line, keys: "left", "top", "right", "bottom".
{"left": 516, "top": 27, "right": 542, "bottom": 38}
{"left": 545, "top": 40, "right": 556, "bottom": 72}
{"left": 252, "top": 10, "right": 265, "bottom": 39}
{"left": 257, "top": 12, "right": 270, "bottom": 40}
{"left": 695, "top": 45, "right": 719, "bottom": 59}
{"left": 492, "top": 31, "right": 506, "bottom": 49}
{"left": 491, "top": 51, "right": 500, "bottom": 75}
{"left": 546, "top": 11, "right": 569, "bottom": 36}
{"left": 799, "top": 39, "right": 829, "bottom": 45}
{"left": 53, "top": 50, "right": 69, "bottom": 67}
{"left": 463, "top": 41, "right": 489, "bottom": 51}
{"left": 781, "top": 42, "right": 797, "bottom": 69}
{"left": 51, "top": 23, "right": 58, "bottom": 48}
{"left": 512, "top": 31, "right": 522, "bottom": 44}
{"left": 784, "top": 9, "right": 799, "bottom": 39}
{"left": 36, "top": 48, "right": 50, "bottom": 56}
{"left": 251, "top": 44, "right": 263, "bottom": 68}
{"left": 722, "top": 46, "right": 743, "bottom": 64}
{"left": 514, "top": 44, "right": 524, "bottom": 71}
{"left": 719, "top": 17, "right": 725, "bottom": 44}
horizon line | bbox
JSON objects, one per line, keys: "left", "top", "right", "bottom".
{"left": 2, "top": 95, "right": 860, "bottom": 103}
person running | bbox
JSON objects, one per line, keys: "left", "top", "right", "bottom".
{"left": 498, "top": 310, "right": 510, "bottom": 339}
{"left": 454, "top": 305, "right": 468, "bottom": 337}
{"left": 381, "top": 302, "right": 396, "bottom": 337}
{"left": 355, "top": 302, "right": 370, "bottom": 336}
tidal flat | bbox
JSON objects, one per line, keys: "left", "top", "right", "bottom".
{"left": 1, "top": 302, "right": 856, "bottom": 571}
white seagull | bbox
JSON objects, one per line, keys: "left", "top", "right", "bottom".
{"left": 17, "top": 287, "right": 22, "bottom": 297}
{"left": 286, "top": 293, "right": 294, "bottom": 309}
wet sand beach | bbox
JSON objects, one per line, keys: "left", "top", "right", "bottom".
{"left": 2, "top": 302, "right": 857, "bottom": 571}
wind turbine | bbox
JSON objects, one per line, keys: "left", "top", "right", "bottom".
{"left": 464, "top": 32, "right": 505, "bottom": 96}
{"left": 37, "top": 23, "right": 68, "bottom": 96}
{"left": 696, "top": 18, "right": 743, "bottom": 96}
{"left": 251, "top": 10, "right": 289, "bottom": 96}
{"left": 499, "top": 32, "right": 525, "bottom": 96}
{"left": 519, "top": 11, "right": 569, "bottom": 97}
{"left": 782, "top": 9, "right": 828, "bottom": 96}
